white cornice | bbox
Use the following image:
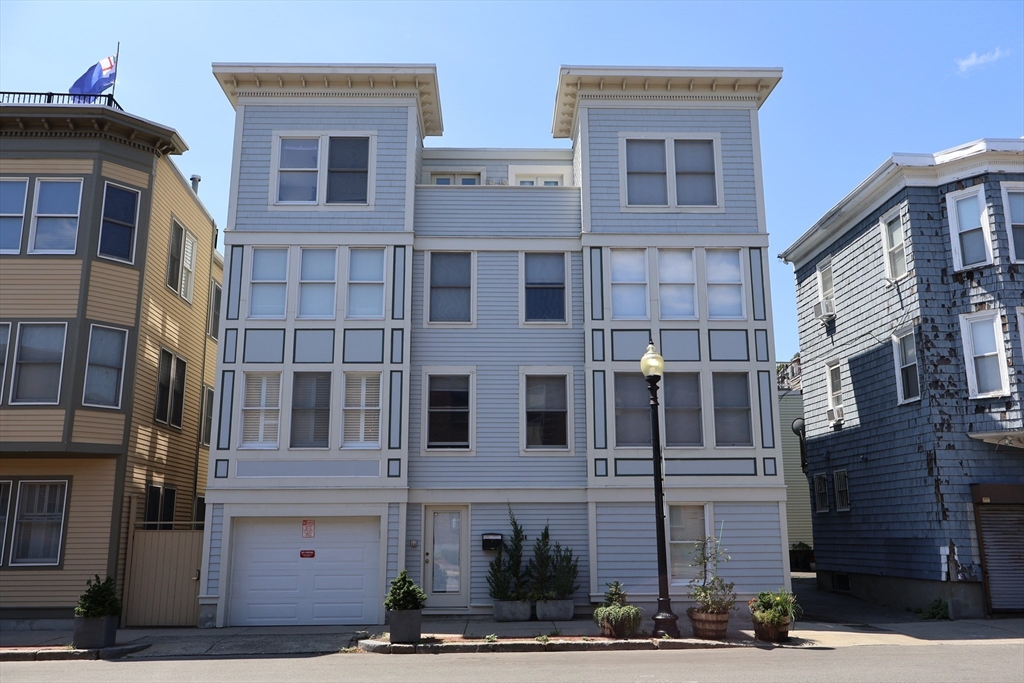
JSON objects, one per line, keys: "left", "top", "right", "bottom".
{"left": 422, "top": 148, "right": 572, "bottom": 160}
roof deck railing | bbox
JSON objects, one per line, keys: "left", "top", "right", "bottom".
{"left": 0, "top": 91, "right": 123, "bottom": 110}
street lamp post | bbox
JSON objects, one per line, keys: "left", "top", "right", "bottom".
{"left": 640, "top": 341, "right": 680, "bottom": 639}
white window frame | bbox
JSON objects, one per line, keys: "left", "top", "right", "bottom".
{"left": 508, "top": 165, "right": 573, "bottom": 188}
{"left": 519, "top": 366, "right": 574, "bottom": 455}
{"left": 296, "top": 247, "right": 337, "bottom": 320}
{"left": 960, "top": 311, "right": 1009, "bottom": 398}
{"left": 346, "top": 247, "right": 385, "bottom": 320}
{"left": 97, "top": 180, "right": 141, "bottom": 265}
{"left": 668, "top": 503, "right": 710, "bottom": 584}
{"left": 81, "top": 324, "right": 128, "bottom": 409}
{"left": 618, "top": 133, "right": 724, "bottom": 212}
{"left": 1000, "top": 181, "right": 1024, "bottom": 264}
{"left": 425, "top": 251, "right": 477, "bottom": 328}
{"left": 0, "top": 177, "right": 29, "bottom": 254}
{"left": 240, "top": 371, "right": 282, "bottom": 449}
{"left": 519, "top": 252, "right": 570, "bottom": 327}
{"left": 813, "top": 473, "right": 829, "bottom": 513}
{"left": 816, "top": 259, "right": 834, "bottom": 304}
{"left": 711, "top": 371, "right": 754, "bottom": 449}
{"left": 9, "top": 322, "right": 67, "bottom": 406}
{"left": 9, "top": 480, "right": 69, "bottom": 567}
{"left": 269, "top": 131, "right": 377, "bottom": 211}
{"left": 826, "top": 360, "right": 843, "bottom": 412}
{"left": 422, "top": 366, "right": 476, "bottom": 454}
{"left": 342, "top": 371, "right": 382, "bottom": 449}
{"left": 28, "top": 178, "right": 83, "bottom": 255}
{"left": 248, "top": 247, "right": 289, "bottom": 320}
{"left": 879, "top": 205, "right": 911, "bottom": 281}
{"left": 892, "top": 327, "right": 920, "bottom": 404}
{"left": 0, "top": 322, "right": 10, "bottom": 403}
{"left": 421, "top": 167, "right": 487, "bottom": 185}
{"left": 657, "top": 248, "right": 697, "bottom": 320}
{"left": 706, "top": 248, "right": 746, "bottom": 321}
{"left": 946, "top": 185, "right": 992, "bottom": 271}
{"left": 429, "top": 172, "right": 482, "bottom": 186}
{"left": 609, "top": 248, "right": 650, "bottom": 320}
{"left": 834, "top": 470, "right": 850, "bottom": 512}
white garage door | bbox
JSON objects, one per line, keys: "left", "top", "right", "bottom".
{"left": 229, "top": 517, "right": 381, "bottom": 626}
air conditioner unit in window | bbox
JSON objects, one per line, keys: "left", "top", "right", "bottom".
{"left": 826, "top": 406, "right": 844, "bottom": 423}
{"left": 813, "top": 298, "right": 836, "bottom": 321}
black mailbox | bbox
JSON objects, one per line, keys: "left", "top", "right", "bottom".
{"left": 482, "top": 533, "right": 503, "bottom": 551}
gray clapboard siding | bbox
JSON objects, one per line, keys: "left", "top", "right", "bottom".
{"left": 206, "top": 504, "right": 224, "bottom": 595}
{"left": 414, "top": 187, "right": 582, "bottom": 237}
{"left": 405, "top": 504, "right": 422, "bottom": 586}
{"left": 235, "top": 104, "right": 410, "bottom": 232}
{"left": 387, "top": 503, "right": 400, "bottom": 583}
{"left": 470, "top": 503, "right": 590, "bottom": 605}
{"left": 712, "top": 503, "right": 785, "bottom": 591}
{"left": 421, "top": 157, "right": 572, "bottom": 184}
{"left": 595, "top": 503, "right": 658, "bottom": 595}
{"left": 586, "top": 108, "right": 758, "bottom": 234}
{"left": 408, "top": 250, "right": 588, "bottom": 489}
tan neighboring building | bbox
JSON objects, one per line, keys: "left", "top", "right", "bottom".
{"left": 0, "top": 93, "right": 220, "bottom": 629}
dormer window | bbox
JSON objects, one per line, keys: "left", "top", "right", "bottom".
{"left": 619, "top": 134, "right": 723, "bottom": 211}
{"left": 272, "top": 132, "right": 376, "bottom": 209}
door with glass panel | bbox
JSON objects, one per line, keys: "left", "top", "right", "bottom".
{"left": 423, "top": 506, "right": 469, "bottom": 608}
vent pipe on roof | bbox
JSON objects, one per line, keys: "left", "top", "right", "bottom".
{"left": 190, "top": 175, "right": 201, "bottom": 194}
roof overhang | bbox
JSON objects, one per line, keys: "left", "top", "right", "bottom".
{"left": 780, "top": 138, "right": 1024, "bottom": 268}
{"left": 211, "top": 63, "right": 443, "bottom": 137}
{"left": 967, "top": 429, "right": 1024, "bottom": 450}
{"left": 552, "top": 66, "right": 783, "bottom": 139}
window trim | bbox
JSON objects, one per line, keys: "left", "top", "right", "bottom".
{"left": 248, "top": 246, "right": 289, "bottom": 320}
{"left": 946, "top": 185, "right": 992, "bottom": 271}
{"left": 0, "top": 177, "right": 29, "bottom": 254}
{"left": 663, "top": 371, "right": 704, "bottom": 449}
{"left": 657, "top": 247, "right": 698, "bottom": 321}
{"left": 519, "top": 367, "right": 574, "bottom": 455}
{"left": 421, "top": 167, "right": 487, "bottom": 185}
{"left": 342, "top": 371, "right": 382, "bottom": 450}
{"left": 429, "top": 172, "right": 483, "bottom": 186}
{"left": 834, "top": 470, "right": 850, "bottom": 512}
{"left": 813, "top": 473, "right": 829, "bottom": 513}
{"left": 346, "top": 247, "right": 385, "bottom": 321}
{"left": 296, "top": 247, "right": 338, "bottom": 320}
{"left": 879, "top": 205, "right": 911, "bottom": 281}
{"left": 826, "top": 359, "right": 844, "bottom": 414}
{"left": 507, "top": 165, "right": 572, "bottom": 188}
{"left": 8, "top": 479, "right": 70, "bottom": 567}
{"left": 422, "top": 367, "right": 476, "bottom": 454}
{"left": 165, "top": 219, "right": 198, "bottom": 304}
{"left": 0, "top": 321, "right": 11, "bottom": 403}
{"left": 816, "top": 258, "right": 834, "bottom": 304}
{"left": 269, "top": 131, "right": 377, "bottom": 211}
{"left": 617, "top": 132, "right": 724, "bottom": 212}
{"left": 609, "top": 248, "right": 650, "bottom": 321}
{"left": 97, "top": 180, "right": 141, "bottom": 265}
{"left": 706, "top": 248, "right": 746, "bottom": 321}
{"left": 81, "top": 324, "right": 128, "bottom": 410}
{"left": 519, "top": 252, "right": 570, "bottom": 327}
{"left": 892, "top": 327, "right": 920, "bottom": 405}
{"left": 27, "top": 178, "right": 83, "bottom": 255}
{"left": 1000, "top": 181, "right": 1024, "bottom": 264}
{"left": 424, "top": 251, "right": 477, "bottom": 328}
{"left": 668, "top": 503, "right": 710, "bottom": 584}
{"left": 960, "top": 311, "right": 1010, "bottom": 399}
{"left": 9, "top": 322, "right": 67, "bottom": 406}
{"left": 154, "top": 348, "right": 187, "bottom": 429}
{"left": 711, "top": 371, "right": 754, "bottom": 449}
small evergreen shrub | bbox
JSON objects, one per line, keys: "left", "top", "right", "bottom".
{"left": 75, "top": 575, "right": 121, "bottom": 618}
{"left": 593, "top": 581, "right": 642, "bottom": 639}
{"left": 526, "top": 524, "right": 580, "bottom": 600}
{"left": 487, "top": 505, "right": 529, "bottom": 601}
{"left": 384, "top": 570, "right": 426, "bottom": 611}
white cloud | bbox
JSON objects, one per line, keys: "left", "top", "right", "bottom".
{"left": 955, "top": 47, "right": 1008, "bottom": 74}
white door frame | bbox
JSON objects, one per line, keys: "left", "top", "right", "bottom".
{"left": 423, "top": 505, "right": 470, "bottom": 608}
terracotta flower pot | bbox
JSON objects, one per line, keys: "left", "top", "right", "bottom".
{"left": 687, "top": 608, "right": 730, "bottom": 640}
{"left": 753, "top": 616, "right": 791, "bottom": 642}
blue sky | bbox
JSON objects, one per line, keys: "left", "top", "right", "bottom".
{"left": 2, "top": 1, "right": 1022, "bottom": 360}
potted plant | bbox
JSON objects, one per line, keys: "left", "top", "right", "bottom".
{"left": 486, "top": 506, "right": 531, "bottom": 621}
{"left": 527, "top": 524, "right": 580, "bottom": 621}
{"left": 384, "top": 570, "right": 427, "bottom": 644}
{"left": 686, "top": 535, "right": 737, "bottom": 640}
{"left": 592, "top": 581, "right": 642, "bottom": 639}
{"left": 73, "top": 575, "right": 121, "bottom": 650}
{"left": 748, "top": 589, "right": 802, "bottom": 642}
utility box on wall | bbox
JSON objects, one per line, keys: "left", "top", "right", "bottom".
{"left": 482, "top": 534, "right": 503, "bottom": 551}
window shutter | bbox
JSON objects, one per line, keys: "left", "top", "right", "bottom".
{"left": 343, "top": 373, "right": 381, "bottom": 445}
{"left": 181, "top": 233, "right": 197, "bottom": 301}
{"left": 243, "top": 373, "right": 280, "bottom": 444}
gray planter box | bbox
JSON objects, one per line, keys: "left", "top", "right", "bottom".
{"left": 387, "top": 609, "right": 422, "bottom": 644}
{"left": 536, "top": 599, "right": 574, "bottom": 621}
{"left": 493, "top": 600, "right": 531, "bottom": 622}
{"left": 72, "top": 615, "right": 118, "bottom": 650}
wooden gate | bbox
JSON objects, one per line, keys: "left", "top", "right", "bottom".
{"left": 124, "top": 526, "right": 204, "bottom": 626}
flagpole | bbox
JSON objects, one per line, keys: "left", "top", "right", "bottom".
{"left": 110, "top": 42, "right": 120, "bottom": 102}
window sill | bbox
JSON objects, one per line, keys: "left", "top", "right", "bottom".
{"left": 268, "top": 202, "right": 374, "bottom": 212}
{"left": 424, "top": 321, "right": 476, "bottom": 328}
{"left": 9, "top": 400, "right": 61, "bottom": 406}
{"left": 27, "top": 249, "right": 76, "bottom": 256}
{"left": 896, "top": 397, "right": 921, "bottom": 406}
{"left": 340, "top": 445, "right": 382, "bottom": 451}
{"left": 422, "top": 449, "right": 475, "bottom": 456}
{"left": 968, "top": 391, "right": 1010, "bottom": 400}
{"left": 81, "top": 402, "right": 121, "bottom": 410}
{"left": 621, "top": 205, "right": 726, "bottom": 214}
{"left": 520, "top": 448, "right": 572, "bottom": 456}
{"left": 97, "top": 253, "right": 135, "bottom": 267}
{"left": 520, "top": 320, "right": 571, "bottom": 328}
{"left": 953, "top": 262, "right": 992, "bottom": 273}
{"left": 237, "top": 444, "right": 280, "bottom": 450}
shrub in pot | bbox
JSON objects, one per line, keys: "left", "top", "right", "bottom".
{"left": 686, "top": 535, "right": 736, "bottom": 640}
{"left": 486, "top": 506, "right": 531, "bottom": 621}
{"left": 73, "top": 575, "right": 121, "bottom": 650}
{"left": 748, "top": 588, "right": 802, "bottom": 642}
{"left": 592, "top": 581, "right": 642, "bottom": 639}
{"left": 384, "top": 570, "right": 427, "bottom": 644}
{"left": 527, "top": 524, "right": 580, "bottom": 621}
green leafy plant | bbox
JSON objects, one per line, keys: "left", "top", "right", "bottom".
{"left": 383, "top": 570, "right": 427, "bottom": 611}
{"left": 592, "top": 581, "right": 643, "bottom": 639}
{"left": 535, "top": 634, "right": 549, "bottom": 643}
{"left": 920, "top": 599, "right": 949, "bottom": 620}
{"left": 581, "top": 636, "right": 591, "bottom": 642}
{"left": 485, "top": 633, "right": 498, "bottom": 643}
{"left": 748, "top": 589, "right": 802, "bottom": 628}
{"left": 661, "top": 632, "right": 672, "bottom": 640}
{"left": 74, "top": 575, "right": 121, "bottom": 618}
{"left": 487, "top": 505, "right": 529, "bottom": 601}
{"left": 687, "top": 536, "right": 736, "bottom": 615}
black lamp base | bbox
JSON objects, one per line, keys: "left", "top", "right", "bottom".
{"left": 652, "top": 597, "right": 680, "bottom": 639}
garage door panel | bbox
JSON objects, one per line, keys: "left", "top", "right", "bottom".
{"left": 245, "top": 603, "right": 299, "bottom": 622}
{"left": 248, "top": 573, "right": 299, "bottom": 592}
{"left": 313, "top": 573, "right": 367, "bottom": 591}
{"left": 312, "top": 602, "right": 371, "bottom": 620}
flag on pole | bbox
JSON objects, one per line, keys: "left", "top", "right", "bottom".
{"left": 69, "top": 56, "right": 117, "bottom": 95}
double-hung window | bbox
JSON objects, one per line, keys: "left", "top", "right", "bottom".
{"left": 524, "top": 374, "right": 569, "bottom": 450}
{"left": 201, "top": 386, "right": 215, "bottom": 446}
{"left": 144, "top": 484, "right": 176, "bottom": 531}
{"left": 426, "top": 374, "right": 471, "bottom": 449}
{"left": 947, "top": 187, "right": 991, "bottom": 270}
{"left": 327, "top": 137, "right": 370, "bottom": 203}
{"left": 610, "top": 249, "right": 648, "bottom": 319}
{"left": 277, "top": 138, "right": 319, "bottom": 202}
{"left": 166, "top": 221, "right": 198, "bottom": 303}
{"left": 274, "top": 134, "right": 373, "bottom": 206}
{"left": 623, "top": 136, "right": 720, "bottom": 208}
{"left": 343, "top": 372, "right": 381, "bottom": 448}
{"left": 960, "top": 312, "right": 1008, "bottom": 398}
{"left": 29, "top": 179, "right": 82, "bottom": 253}
{"left": 614, "top": 373, "right": 650, "bottom": 447}
{"left": 291, "top": 372, "right": 331, "bottom": 448}
{"left": 813, "top": 473, "right": 829, "bottom": 513}
{"left": 881, "top": 211, "right": 909, "bottom": 279}
{"left": 155, "top": 350, "right": 187, "bottom": 428}
{"left": 298, "top": 248, "right": 336, "bottom": 318}
{"left": 524, "top": 253, "right": 566, "bottom": 322}
{"left": 207, "top": 281, "right": 222, "bottom": 339}
{"left": 706, "top": 249, "right": 744, "bottom": 319}
{"left": 0, "top": 178, "right": 28, "bottom": 253}
{"left": 347, "top": 248, "right": 385, "bottom": 318}
{"left": 665, "top": 372, "right": 702, "bottom": 447}
{"left": 658, "top": 249, "right": 696, "bottom": 319}
{"left": 669, "top": 505, "right": 706, "bottom": 582}
{"left": 10, "top": 481, "right": 68, "bottom": 564}
{"left": 712, "top": 372, "right": 752, "bottom": 447}
{"left": 10, "top": 323, "right": 66, "bottom": 405}
{"left": 625, "top": 139, "right": 668, "bottom": 206}
{"left": 834, "top": 470, "right": 850, "bottom": 512}
{"left": 428, "top": 252, "right": 472, "bottom": 323}
{"left": 249, "top": 248, "right": 288, "bottom": 318}
{"left": 241, "top": 372, "right": 281, "bottom": 447}
{"left": 98, "top": 182, "right": 139, "bottom": 263}
{"left": 1002, "top": 183, "right": 1024, "bottom": 263}
{"left": 0, "top": 323, "right": 9, "bottom": 399}
{"left": 826, "top": 361, "right": 843, "bottom": 419}
{"left": 893, "top": 329, "right": 920, "bottom": 403}
{"left": 83, "top": 325, "right": 127, "bottom": 408}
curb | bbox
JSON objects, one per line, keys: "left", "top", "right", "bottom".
{"left": 357, "top": 637, "right": 756, "bottom": 654}
{"left": 0, "top": 643, "right": 150, "bottom": 662}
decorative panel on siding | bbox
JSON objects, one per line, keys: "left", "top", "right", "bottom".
{"left": 86, "top": 260, "right": 140, "bottom": 327}
{"left": 72, "top": 409, "right": 126, "bottom": 444}
{"left": 405, "top": 504, "right": 422, "bottom": 585}
{"left": 0, "top": 408, "right": 66, "bottom": 442}
{"left": 0, "top": 158, "right": 94, "bottom": 174}
{"left": 0, "top": 260, "right": 82, "bottom": 317}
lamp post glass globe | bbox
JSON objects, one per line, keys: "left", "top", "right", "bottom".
{"left": 640, "top": 342, "right": 664, "bottom": 378}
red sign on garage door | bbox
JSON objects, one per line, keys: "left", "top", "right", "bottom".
{"left": 299, "top": 550, "right": 315, "bottom": 558}
{"left": 302, "top": 519, "right": 315, "bottom": 538}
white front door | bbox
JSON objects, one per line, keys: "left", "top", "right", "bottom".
{"left": 423, "top": 506, "right": 469, "bottom": 608}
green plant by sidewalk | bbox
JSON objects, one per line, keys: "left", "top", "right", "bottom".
{"left": 687, "top": 536, "right": 736, "bottom": 614}
{"left": 748, "top": 588, "right": 803, "bottom": 627}
{"left": 75, "top": 575, "right": 121, "bottom": 618}
{"left": 921, "top": 599, "right": 949, "bottom": 620}
{"left": 485, "top": 633, "right": 498, "bottom": 642}
{"left": 487, "top": 505, "right": 529, "bottom": 601}
{"left": 592, "top": 581, "right": 643, "bottom": 639}
{"left": 535, "top": 634, "right": 549, "bottom": 643}
{"left": 384, "top": 570, "right": 427, "bottom": 611}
